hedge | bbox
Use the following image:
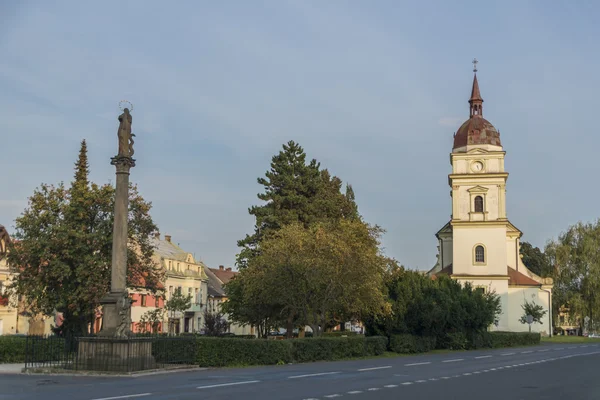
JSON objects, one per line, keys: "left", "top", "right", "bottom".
{"left": 390, "top": 334, "right": 436, "bottom": 353}
{"left": 0, "top": 336, "right": 26, "bottom": 363}
{"left": 196, "top": 336, "right": 388, "bottom": 367}
{"left": 389, "top": 331, "right": 541, "bottom": 354}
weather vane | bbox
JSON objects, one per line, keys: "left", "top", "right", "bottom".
{"left": 118, "top": 100, "right": 133, "bottom": 112}
{"left": 472, "top": 58, "right": 478, "bottom": 73}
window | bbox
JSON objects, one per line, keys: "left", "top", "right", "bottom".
{"left": 474, "top": 196, "right": 484, "bottom": 212}
{"left": 141, "top": 294, "right": 147, "bottom": 307}
{"left": 475, "top": 287, "right": 485, "bottom": 295}
{"left": 168, "top": 261, "right": 172, "bottom": 270}
{"left": 475, "top": 245, "right": 485, "bottom": 263}
{"left": 195, "top": 288, "right": 200, "bottom": 304}
{"left": 177, "top": 263, "right": 180, "bottom": 272}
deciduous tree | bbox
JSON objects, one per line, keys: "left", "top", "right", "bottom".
{"left": 7, "top": 140, "right": 162, "bottom": 336}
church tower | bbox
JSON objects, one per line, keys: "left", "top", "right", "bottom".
{"left": 428, "top": 60, "right": 553, "bottom": 334}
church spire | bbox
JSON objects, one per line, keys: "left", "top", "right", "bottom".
{"left": 469, "top": 58, "right": 483, "bottom": 118}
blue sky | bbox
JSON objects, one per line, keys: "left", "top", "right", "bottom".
{"left": 1, "top": 1, "right": 599, "bottom": 270}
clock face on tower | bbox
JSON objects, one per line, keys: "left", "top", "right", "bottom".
{"left": 471, "top": 161, "right": 484, "bottom": 173}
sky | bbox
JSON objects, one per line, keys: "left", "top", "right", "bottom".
{"left": 1, "top": 1, "right": 599, "bottom": 270}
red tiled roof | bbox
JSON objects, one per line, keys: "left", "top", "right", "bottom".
{"left": 209, "top": 267, "right": 237, "bottom": 284}
{"left": 507, "top": 268, "right": 542, "bottom": 287}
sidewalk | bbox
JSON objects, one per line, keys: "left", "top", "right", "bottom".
{"left": 0, "top": 364, "right": 24, "bottom": 374}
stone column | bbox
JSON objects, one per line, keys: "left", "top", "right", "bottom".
{"left": 98, "top": 107, "right": 136, "bottom": 337}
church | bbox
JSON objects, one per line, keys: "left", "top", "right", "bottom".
{"left": 427, "top": 64, "right": 553, "bottom": 336}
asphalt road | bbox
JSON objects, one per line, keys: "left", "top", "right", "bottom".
{"left": 1, "top": 343, "right": 599, "bottom": 400}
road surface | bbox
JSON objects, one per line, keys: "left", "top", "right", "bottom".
{"left": 1, "top": 343, "right": 598, "bottom": 400}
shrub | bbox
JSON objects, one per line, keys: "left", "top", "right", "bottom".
{"left": 439, "top": 332, "right": 469, "bottom": 350}
{"left": 389, "top": 334, "right": 436, "bottom": 353}
{"left": 487, "top": 331, "right": 540, "bottom": 348}
{"left": 196, "top": 337, "right": 293, "bottom": 367}
{"left": 364, "top": 336, "right": 388, "bottom": 355}
{"left": 0, "top": 336, "right": 26, "bottom": 363}
{"left": 322, "top": 331, "right": 359, "bottom": 337}
{"left": 291, "top": 337, "right": 366, "bottom": 362}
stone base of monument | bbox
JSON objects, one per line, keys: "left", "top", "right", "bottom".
{"left": 76, "top": 337, "right": 156, "bottom": 372}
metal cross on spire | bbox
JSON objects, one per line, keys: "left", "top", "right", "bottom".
{"left": 472, "top": 58, "right": 478, "bottom": 73}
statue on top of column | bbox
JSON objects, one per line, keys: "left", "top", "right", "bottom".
{"left": 117, "top": 108, "right": 135, "bottom": 158}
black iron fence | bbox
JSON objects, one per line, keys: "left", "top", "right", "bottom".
{"left": 25, "top": 335, "right": 198, "bottom": 372}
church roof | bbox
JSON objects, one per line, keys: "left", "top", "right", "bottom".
{"left": 453, "top": 71, "right": 502, "bottom": 150}
{"left": 431, "top": 264, "right": 542, "bottom": 287}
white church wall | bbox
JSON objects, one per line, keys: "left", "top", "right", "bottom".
{"left": 507, "top": 287, "right": 551, "bottom": 336}
{"left": 452, "top": 226, "right": 507, "bottom": 276}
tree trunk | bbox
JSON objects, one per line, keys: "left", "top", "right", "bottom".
{"left": 286, "top": 314, "right": 294, "bottom": 339}
{"left": 298, "top": 326, "right": 305, "bottom": 338}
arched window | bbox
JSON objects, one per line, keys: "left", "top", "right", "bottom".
{"left": 474, "top": 196, "right": 484, "bottom": 212}
{"left": 475, "top": 245, "right": 485, "bottom": 263}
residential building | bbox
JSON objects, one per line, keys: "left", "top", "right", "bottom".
{"left": 138, "top": 234, "right": 208, "bottom": 334}
{"left": 0, "top": 224, "right": 52, "bottom": 335}
{"left": 205, "top": 265, "right": 254, "bottom": 336}
{"left": 427, "top": 67, "right": 553, "bottom": 335}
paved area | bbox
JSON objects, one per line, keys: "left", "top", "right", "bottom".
{"left": 1, "top": 343, "right": 599, "bottom": 399}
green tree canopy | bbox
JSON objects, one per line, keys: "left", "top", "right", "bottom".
{"left": 227, "top": 221, "right": 390, "bottom": 336}
{"left": 236, "top": 141, "right": 359, "bottom": 268}
{"left": 520, "top": 241, "right": 552, "bottom": 277}
{"left": 7, "top": 140, "right": 163, "bottom": 336}
{"left": 545, "top": 219, "right": 600, "bottom": 329}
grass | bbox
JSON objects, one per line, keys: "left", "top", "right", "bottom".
{"left": 542, "top": 336, "right": 600, "bottom": 344}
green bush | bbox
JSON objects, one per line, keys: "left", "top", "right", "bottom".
{"left": 291, "top": 337, "right": 365, "bottom": 362}
{"left": 487, "top": 331, "right": 540, "bottom": 348}
{"left": 389, "top": 334, "right": 436, "bottom": 353}
{"left": 322, "top": 331, "right": 359, "bottom": 337}
{"left": 0, "top": 336, "right": 26, "bottom": 363}
{"left": 439, "top": 332, "right": 469, "bottom": 350}
{"left": 152, "top": 337, "right": 198, "bottom": 364}
{"left": 364, "top": 336, "right": 388, "bottom": 355}
{"left": 196, "top": 337, "right": 293, "bottom": 367}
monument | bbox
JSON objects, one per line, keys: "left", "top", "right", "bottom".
{"left": 76, "top": 103, "right": 155, "bottom": 372}
{"left": 98, "top": 104, "right": 136, "bottom": 337}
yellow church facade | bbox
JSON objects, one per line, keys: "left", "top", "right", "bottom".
{"left": 428, "top": 68, "right": 553, "bottom": 336}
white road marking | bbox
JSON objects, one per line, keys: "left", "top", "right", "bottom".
{"left": 521, "top": 351, "right": 533, "bottom": 354}
{"left": 441, "top": 376, "right": 450, "bottom": 379}
{"left": 501, "top": 352, "right": 515, "bottom": 356}
{"left": 568, "top": 346, "right": 576, "bottom": 349}
{"left": 581, "top": 345, "right": 588, "bottom": 348}
{"left": 428, "top": 378, "right": 438, "bottom": 381}
{"left": 385, "top": 384, "right": 398, "bottom": 388}
{"left": 358, "top": 366, "right": 392, "bottom": 372}
{"left": 91, "top": 395, "right": 152, "bottom": 400}
{"left": 463, "top": 373, "right": 472, "bottom": 376}
{"left": 197, "top": 381, "right": 260, "bottom": 389}
{"left": 473, "top": 371, "right": 481, "bottom": 374}
{"left": 490, "top": 368, "right": 497, "bottom": 371}
{"left": 415, "top": 380, "right": 427, "bottom": 383}
{"left": 405, "top": 362, "right": 431, "bottom": 366}
{"left": 347, "top": 391, "right": 362, "bottom": 394}
{"left": 324, "top": 395, "right": 342, "bottom": 398}
{"left": 367, "top": 388, "right": 380, "bottom": 391}
{"left": 475, "top": 355, "right": 492, "bottom": 359}
{"left": 556, "top": 347, "right": 565, "bottom": 350}
{"left": 538, "top": 349, "right": 549, "bottom": 352}
{"left": 443, "top": 358, "right": 464, "bottom": 363}
{"left": 289, "top": 372, "right": 341, "bottom": 379}
{"left": 401, "top": 382, "right": 413, "bottom": 385}
{"left": 483, "top": 370, "right": 489, "bottom": 372}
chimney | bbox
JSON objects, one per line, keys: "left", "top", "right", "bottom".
{"left": 219, "top": 265, "right": 224, "bottom": 271}
{"left": 226, "top": 267, "right": 232, "bottom": 272}
{"left": 165, "top": 235, "right": 171, "bottom": 243}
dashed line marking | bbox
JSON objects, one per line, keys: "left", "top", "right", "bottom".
{"left": 91, "top": 394, "right": 152, "bottom": 400}
{"left": 483, "top": 370, "right": 489, "bottom": 372}
{"left": 463, "top": 373, "right": 472, "bottom": 376}
{"left": 289, "top": 372, "right": 341, "bottom": 379}
{"left": 521, "top": 351, "right": 533, "bottom": 354}
{"left": 405, "top": 362, "right": 431, "bottom": 366}
{"left": 347, "top": 391, "right": 362, "bottom": 395}
{"left": 367, "top": 388, "right": 380, "bottom": 391}
{"left": 475, "top": 355, "right": 492, "bottom": 359}
{"left": 428, "top": 378, "right": 438, "bottom": 381}
{"left": 358, "top": 366, "right": 391, "bottom": 372}
{"left": 385, "top": 385, "right": 398, "bottom": 388}
{"left": 538, "top": 349, "right": 549, "bottom": 352}
{"left": 473, "top": 371, "right": 481, "bottom": 374}
{"left": 324, "top": 395, "right": 342, "bottom": 398}
{"left": 401, "top": 382, "right": 413, "bottom": 385}
{"left": 441, "top": 376, "right": 450, "bottom": 379}
{"left": 443, "top": 358, "right": 464, "bottom": 363}
{"left": 415, "top": 380, "right": 427, "bottom": 383}
{"left": 501, "top": 352, "right": 515, "bottom": 356}
{"left": 197, "top": 381, "right": 260, "bottom": 389}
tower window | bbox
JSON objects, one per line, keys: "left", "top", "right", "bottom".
{"left": 475, "top": 245, "right": 485, "bottom": 263}
{"left": 474, "top": 196, "right": 484, "bottom": 212}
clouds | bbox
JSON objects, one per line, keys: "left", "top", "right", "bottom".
{"left": 1, "top": 1, "right": 599, "bottom": 269}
